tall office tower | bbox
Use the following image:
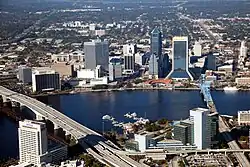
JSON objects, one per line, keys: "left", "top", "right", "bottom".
{"left": 173, "top": 120, "right": 194, "bottom": 145}
{"left": 206, "top": 52, "right": 217, "bottom": 71}
{"left": 84, "top": 39, "right": 109, "bottom": 71}
{"left": 150, "top": 27, "right": 163, "bottom": 77}
{"left": 123, "top": 44, "right": 137, "bottom": 55}
{"left": 193, "top": 42, "right": 202, "bottom": 57}
{"left": 208, "top": 112, "right": 219, "bottom": 146}
{"left": 149, "top": 54, "right": 159, "bottom": 79}
{"left": 167, "top": 36, "right": 193, "bottom": 80}
{"left": 124, "top": 54, "right": 135, "bottom": 72}
{"left": 32, "top": 67, "right": 60, "bottom": 92}
{"left": 189, "top": 108, "right": 211, "bottom": 149}
{"left": 109, "top": 63, "right": 122, "bottom": 81}
{"left": 18, "top": 66, "right": 32, "bottom": 84}
{"left": 18, "top": 120, "right": 48, "bottom": 165}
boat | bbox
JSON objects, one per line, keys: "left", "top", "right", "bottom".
{"left": 102, "top": 115, "right": 111, "bottom": 120}
{"left": 223, "top": 86, "right": 238, "bottom": 92}
{"left": 131, "top": 112, "right": 137, "bottom": 118}
{"left": 124, "top": 113, "right": 133, "bottom": 118}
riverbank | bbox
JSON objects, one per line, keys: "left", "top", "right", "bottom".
{"left": 30, "top": 86, "right": 250, "bottom": 98}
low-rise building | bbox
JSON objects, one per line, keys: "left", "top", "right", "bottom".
{"left": 235, "top": 77, "right": 250, "bottom": 86}
{"left": 32, "top": 67, "right": 60, "bottom": 92}
{"left": 90, "top": 77, "right": 108, "bottom": 86}
{"left": 238, "top": 111, "right": 250, "bottom": 125}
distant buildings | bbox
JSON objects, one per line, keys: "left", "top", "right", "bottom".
{"left": 149, "top": 54, "right": 159, "bottom": 78}
{"left": 123, "top": 44, "right": 137, "bottom": 55}
{"left": 193, "top": 42, "right": 202, "bottom": 57}
{"left": 32, "top": 67, "right": 60, "bottom": 92}
{"left": 51, "top": 51, "right": 84, "bottom": 62}
{"left": 167, "top": 36, "right": 193, "bottom": 80}
{"left": 124, "top": 54, "right": 135, "bottom": 72}
{"left": 235, "top": 77, "right": 250, "bottom": 86}
{"left": 109, "top": 63, "right": 122, "bottom": 81}
{"left": 18, "top": 66, "right": 32, "bottom": 84}
{"left": 206, "top": 53, "right": 217, "bottom": 71}
{"left": 84, "top": 39, "right": 109, "bottom": 71}
{"left": 123, "top": 44, "right": 137, "bottom": 74}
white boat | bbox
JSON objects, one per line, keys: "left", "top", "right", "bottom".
{"left": 124, "top": 113, "right": 133, "bottom": 118}
{"left": 131, "top": 112, "right": 137, "bottom": 118}
{"left": 102, "top": 115, "right": 111, "bottom": 120}
{"left": 223, "top": 86, "right": 238, "bottom": 92}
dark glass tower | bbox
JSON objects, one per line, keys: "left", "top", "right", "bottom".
{"left": 149, "top": 27, "right": 165, "bottom": 78}
{"left": 167, "top": 36, "right": 193, "bottom": 80}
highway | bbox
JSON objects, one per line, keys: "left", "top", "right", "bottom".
{"left": 0, "top": 86, "right": 147, "bottom": 167}
{"left": 219, "top": 116, "right": 250, "bottom": 167}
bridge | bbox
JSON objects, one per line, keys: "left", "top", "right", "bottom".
{"left": 0, "top": 86, "right": 147, "bottom": 167}
{"left": 199, "top": 75, "right": 250, "bottom": 167}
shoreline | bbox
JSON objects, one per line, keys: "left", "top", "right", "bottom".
{"left": 30, "top": 87, "right": 250, "bottom": 97}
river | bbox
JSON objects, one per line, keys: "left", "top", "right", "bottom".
{"left": 1, "top": 90, "right": 250, "bottom": 159}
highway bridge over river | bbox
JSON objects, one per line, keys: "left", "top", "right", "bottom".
{"left": 0, "top": 86, "right": 147, "bottom": 167}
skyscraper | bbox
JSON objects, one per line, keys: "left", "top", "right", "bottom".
{"left": 149, "top": 54, "right": 159, "bottom": 78}
{"left": 18, "top": 120, "right": 48, "bottom": 165}
{"left": 150, "top": 27, "right": 162, "bottom": 59}
{"left": 167, "top": 36, "right": 193, "bottom": 80}
{"left": 189, "top": 108, "right": 211, "bottom": 149}
{"left": 149, "top": 27, "right": 162, "bottom": 78}
{"left": 206, "top": 53, "right": 217, "bottom": 71}
{"left": 84, "top": 39, "right": 109, "bottom": 71}
{"left": 124, "top": 54, "right": 135, "bottom": 72}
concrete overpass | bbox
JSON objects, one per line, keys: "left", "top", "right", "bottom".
{"left": 0, "top": 86, "right": 147, "bottom": 167}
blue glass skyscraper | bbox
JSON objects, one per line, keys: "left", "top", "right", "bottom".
{"left": 167, "top": 36, "right": 193, "bottom": 80}
{"left": 149, "top": 27, "right": 165, "bottom": 78}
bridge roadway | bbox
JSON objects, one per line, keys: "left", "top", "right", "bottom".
{"left": 199, "top": 79, "right": 250, "bottom": 167}
{"left": 0, "top": 86, "right": 147, "bottom": 167}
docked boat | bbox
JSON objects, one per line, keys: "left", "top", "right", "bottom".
{"left": 223, "top": 86, "right": 238, "bottom": 92}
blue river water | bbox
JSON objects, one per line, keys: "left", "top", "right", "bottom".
{"left": 1, "top": 90, "right": 250, "bottom": 159}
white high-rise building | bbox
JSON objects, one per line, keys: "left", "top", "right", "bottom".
{"left": 18, "top": 120, "right": 48, "bottom": 165}
{"left": 193, "top": 42, "right": 202, "bottom": 57}
{"left": 189, "top": 108, "right": 211, "bottom": 149}
{"left": 123, "top": 44, "right": 137, "bottom": 55}
{"left": 240, "top": 41, "right": 247, "bottom": 58}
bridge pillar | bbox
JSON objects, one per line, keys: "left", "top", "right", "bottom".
{"left": 2, "top": 96, "right": 8, "bottom": 103}
{"left": 65, "top": 131, "right": 71, "bottom": 142}
{"left": 36, "top": 114, "right": 44, "bottom": 121}
{"left": 19, "top": 104, "right": 26, "bottom": 111}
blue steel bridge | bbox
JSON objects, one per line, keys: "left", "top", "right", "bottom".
{"left": 199, "top": 74, "right": 217, "bottom": 113}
